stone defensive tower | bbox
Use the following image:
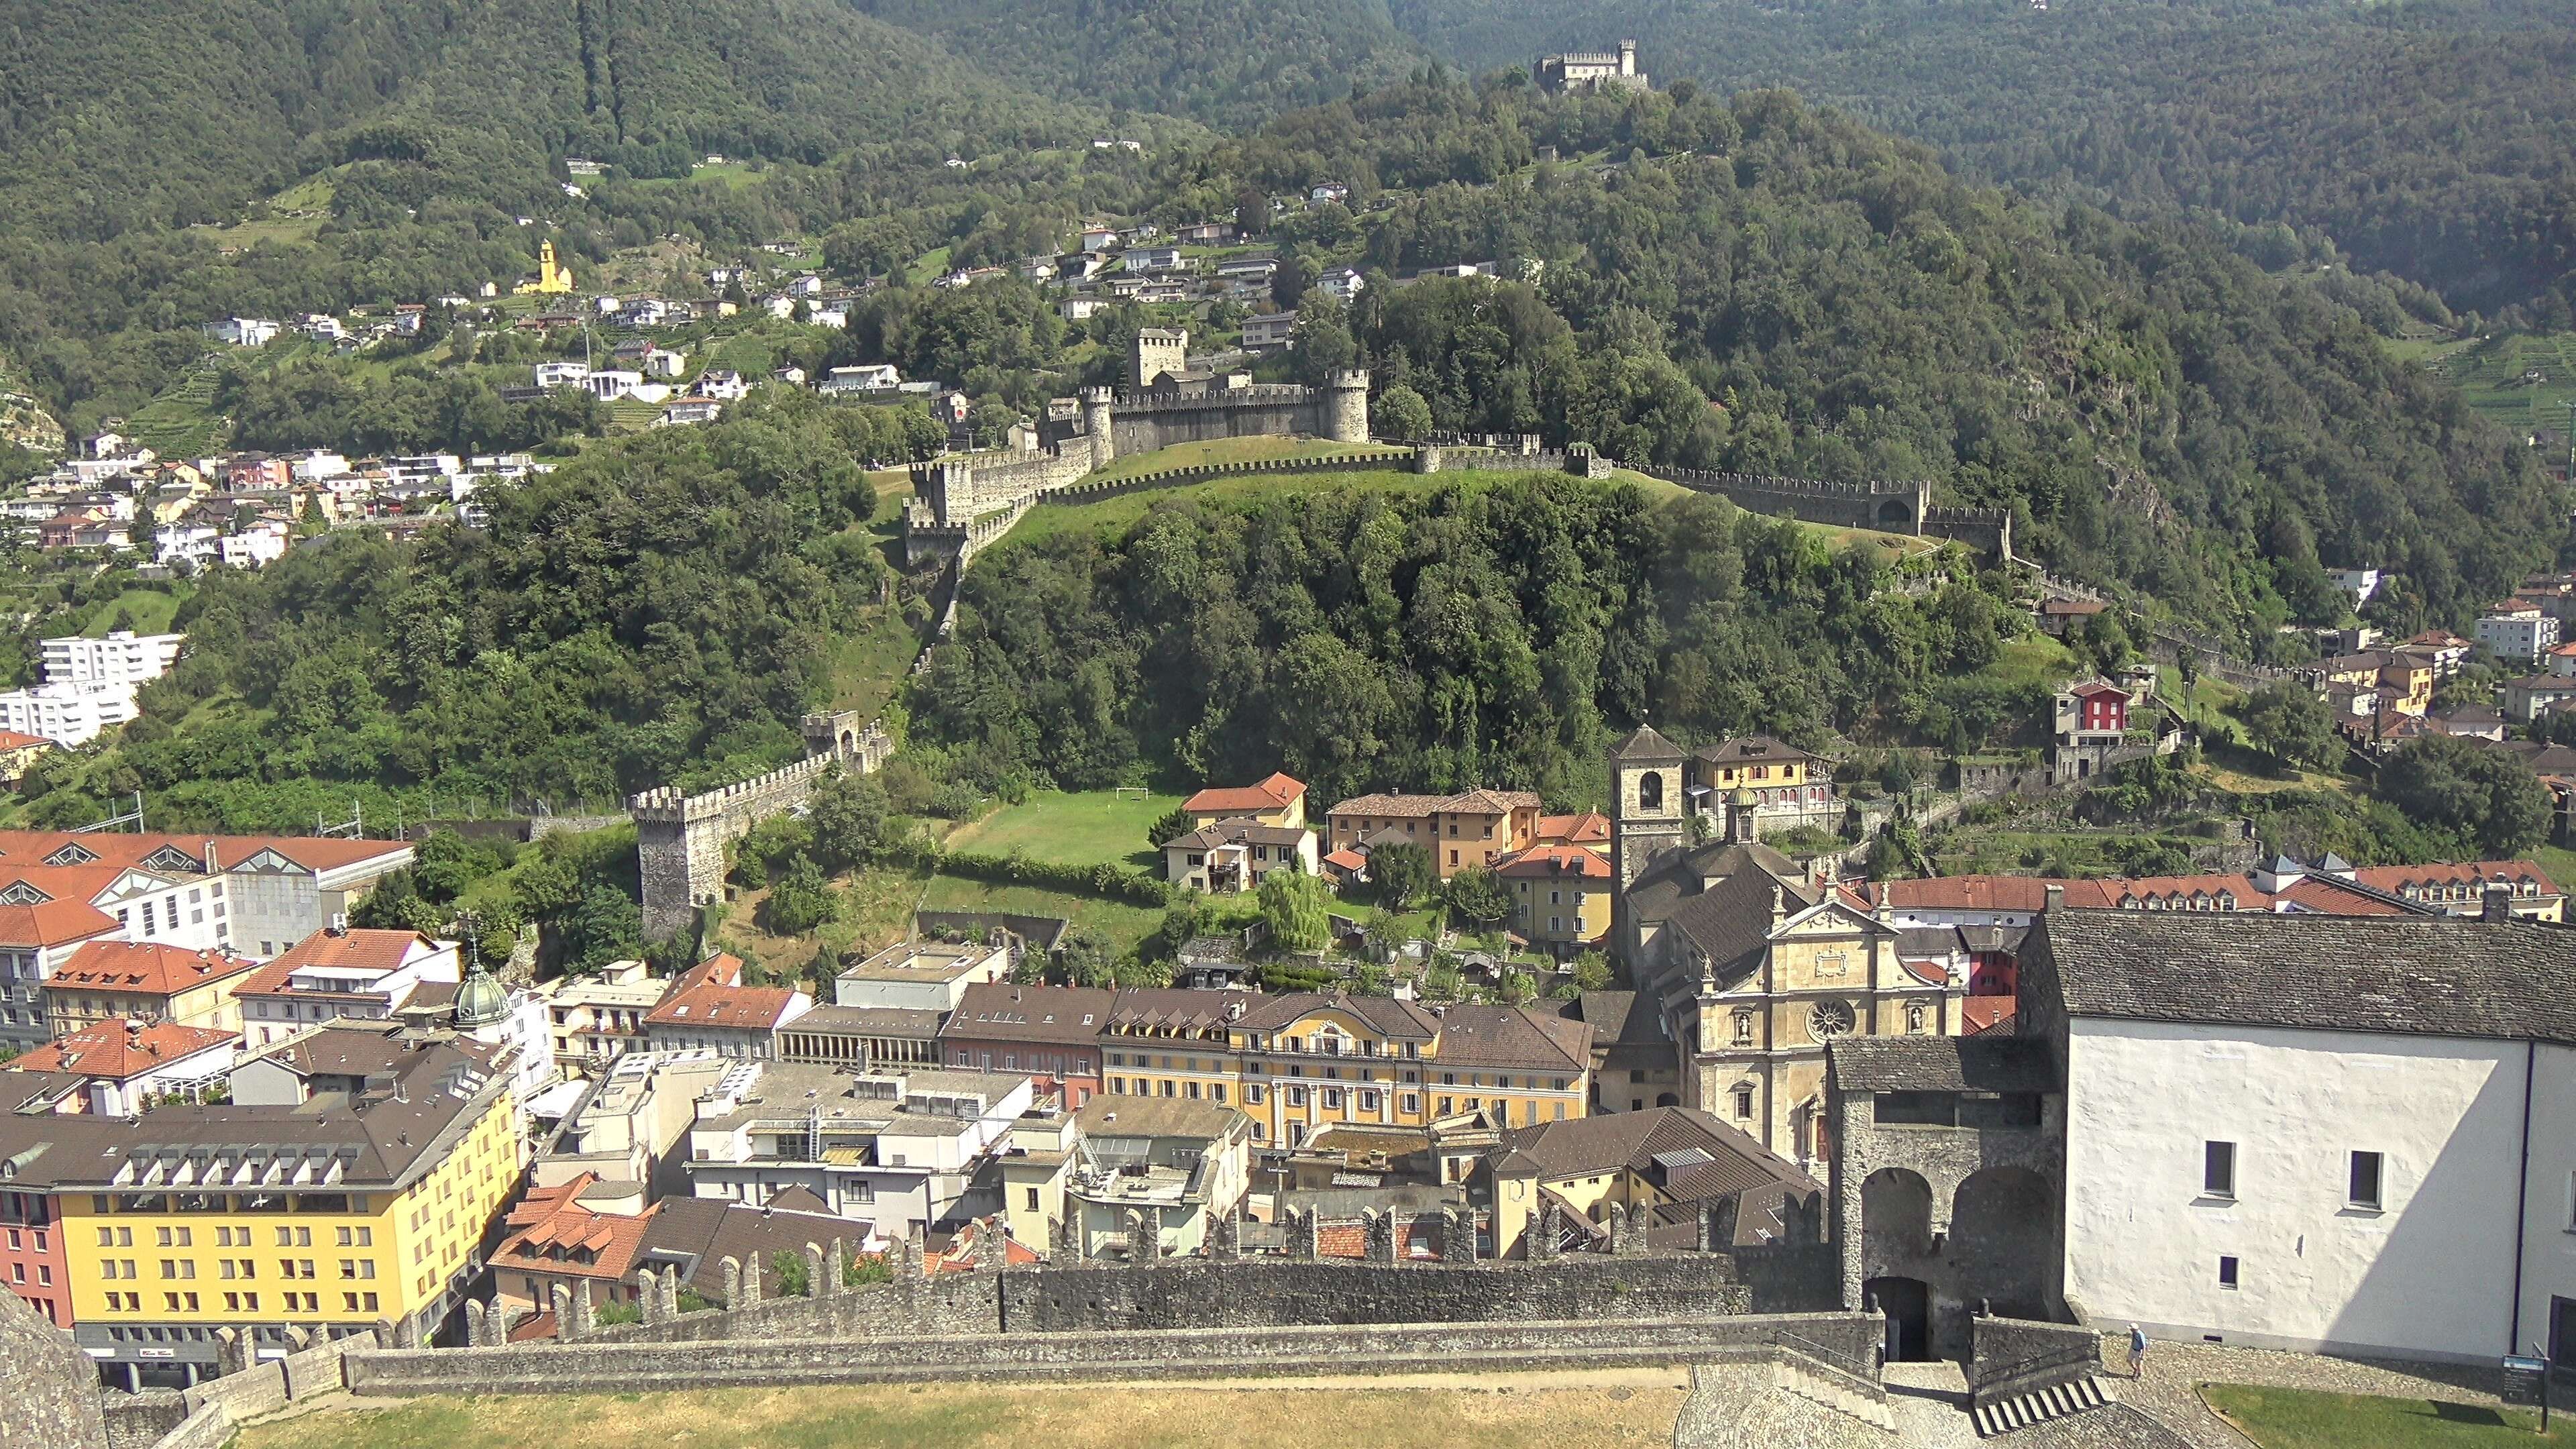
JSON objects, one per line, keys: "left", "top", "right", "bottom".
{"left": 1081, "top": 386, "right": 1117, "bottom": 470}
{"left": 1130, "top": 327, "right": 1189, "bottom": 390}
{"left": 1326, "top": 370, "right": 1371, "bottom": 444}
{"left": 631, "top": 712, "right": 893, "bottom": 940}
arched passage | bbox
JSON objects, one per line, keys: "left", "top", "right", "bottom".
{"left": 1950, "top": 1165, "right": 2061, "bottom": 1321}
{"left": 1876, "top": 498, "right": 1915, "bottom": 529}
{"left": 1861, "top": 1167, "right": 1935, "bottom": 1264}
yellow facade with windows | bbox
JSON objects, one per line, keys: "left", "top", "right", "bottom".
{"left": 57, "top": 1087, "right": 521, "bottom": 1340}
{"left": 1098, "top": 997, "right": 1593, "bottom": 1149}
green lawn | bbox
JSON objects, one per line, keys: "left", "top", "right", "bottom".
{"left": 2202, "top": 1383, "right": 2573, "bottom": 1448}
{"left": 1982, "top": 634, "right": 2079, "bottom": 690}
{"left": 942, "top": 789, "right": 1182, "bottom": 871}
{"left": 914, "top": 874, "right": 1169, "bottom": 952}
{"left": 2389, "top": 327, "right": 2576, "bottom": 441}
{"left": 1089, "top": 436, "right": 1395, "bottom": 482}
{"left": 1008, "top": 468, "right": 1460, "bottom": 548}
{"left": 82, "top": 588, "right": 186, "bottom": 636}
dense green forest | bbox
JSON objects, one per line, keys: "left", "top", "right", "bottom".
{"left": 1395, "top": 0, "right": 2576, "bottom": 317}
{"left": 11, "top": 393, "right": 896, "bottom": 830}
{"left": 918, "top": 477, "right": 2023, "bottom": 804}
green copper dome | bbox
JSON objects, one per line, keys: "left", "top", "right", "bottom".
{"left": 453, "top": 961, "right": 509, "bottom": 1030}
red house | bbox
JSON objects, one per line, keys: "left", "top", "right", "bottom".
{"left": 2063, "top": 680, "right": 2131, "bottom": 739}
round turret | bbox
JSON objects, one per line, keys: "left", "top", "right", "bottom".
{"left": 1324, "top": 369, "right": 1371, "bottom": 443}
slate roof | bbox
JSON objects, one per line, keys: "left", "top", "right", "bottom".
{"left": 1619, "top": 839, "right": 1803, "bottom": 935}
{"left": 1429, "top": 1004, "right": 1593, "bottom": 1073}
{"left": 941, "top": 984, "right": 1114, "bottom": 1044}
{"left": 1611, "top": 724, "right": 1684, "bottom": 762}
{"left": 1827, "top": 1036, "right": 2055, "bottom": 1093}
{"left": 1231, "top": 991, "right": 1436, "bottom": 1039}
{"left": 1665, "top": 868, "right": 1820, "bottom": 978}
{"left": 1497, "top": 1106, "right": 1817, "bottom": 1198}
{"left": 1561, "top": 990, "right": 1672, "bottom": 1069}
{"left": 1167, "top": 817, "right": 1310, "bottom": 851}
{"left": 2032, "top": 910, "right": 2576, "bottom": 1044}
{"left": 1690, "top": 734, "right": 1821, "bottom": 766}
{"left": 1324, "top": 788, "right": 1543, "bottom": 818}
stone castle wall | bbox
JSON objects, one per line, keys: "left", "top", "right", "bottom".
{"left": 1646, "top": 466, "right": 1933, "bottom": 533}
{"left": 1, "top": 1291, "right": 108, "bottom": 1449}
{"left": 631, "top": 712, "right": 894, "bottom": 941}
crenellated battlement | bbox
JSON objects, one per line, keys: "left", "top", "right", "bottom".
{"left": 631, "top": 716, "right": 894, "bottom": 939}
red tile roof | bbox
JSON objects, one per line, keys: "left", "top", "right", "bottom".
{"left": 0, "top": 730, "right": 52, "bottom": 751}
{"left": 1495, "top": 845, "right": 1611, "bottom": 879}
{"left": 264, "top": 928, "right": 441, "bottom": 977}
{"left": 1182, "top": 771, "right": 1305, "bottom": 816}
{"left": 1962, "top": 997, "right": 2017, "bottom": 1034}
{"left": 48, "top": 941, "right": 260, "bottom": 996}
{"left": 7, "top": 1018, "right": 235, "bottom": 1079}
{"left": 645, "top": 953, "right": 802, "bottom": 1030}
{"left": 0, "top": 830, "right": 408, "bottom": 876}
{"left": 0, "top": 898, "right": 123, "bottom": 949}
{"left": 1322, "top": 847, "right": 1368, "bottom": 873}
{"left": 493, "top": 1175, "right": 654, "bottom": 1282}
{"left": 2355, "top": 859, "right": 2561, "bottom": 897}
{"left": 1536, "top": 811, "right": 1611, "bottom": 846}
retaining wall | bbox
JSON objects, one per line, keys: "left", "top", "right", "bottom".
{"left": 341, "top": 1311, "right": 1880, "bottom": 1397}
{"left": 1003, "top": 1254, "right": 1749, "bottom": 1330}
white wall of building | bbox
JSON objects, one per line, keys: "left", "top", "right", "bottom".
{"left": 42, "top": 631, "right": 184, "bottom": 686}
{"left": 2063, "top": 1017, "right": 2575, "bottom": 1362}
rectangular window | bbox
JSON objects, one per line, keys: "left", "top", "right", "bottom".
{"left": 2217, "top": 1255, "right": 2240, "bottom": 1289}
{"left": 1734, "top": 1088, "right": 1755, "bottom": 1120}
{"left": 2348, "top": 1151, "right": 2383, "bottom": 1210}
{"left": 2203, "top": 1141, "right": 2236, "bottom": 1199}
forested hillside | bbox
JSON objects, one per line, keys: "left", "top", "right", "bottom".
{"left": 1397, "top": 0, "right": 2576, "bottom": 316}
{"left": 851, "top": 0, "right": 1423, "bottom": 125}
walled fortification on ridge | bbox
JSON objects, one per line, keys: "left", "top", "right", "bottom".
{"left": 631, "top": 710, "right": 892, "bottom": 941}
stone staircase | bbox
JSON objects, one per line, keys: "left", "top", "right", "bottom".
{"left": 1771, "top": 1344, "right": 1898, "bottom": 1434}
{"left": 1971, "top": 1373, "right": 2112, "bottom": 1436}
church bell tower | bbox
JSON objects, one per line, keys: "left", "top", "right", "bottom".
{"left": 1610, "top": 724, "right": 1686, "bottom": 894}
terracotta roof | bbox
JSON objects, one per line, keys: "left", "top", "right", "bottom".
{"left": 494, "top": 1175, "right": 653, "bottom": 1282}
{"left": 2065, "top": 680, "right": 2129, "bottom": 699}
{"left": 2038, "top": 598, "right": 2106, "bottom": 615}
{"left": 48, "top": 940, "right": 260, "bottom": 996}
{"left": 2031, "top": 911, "right": 2576, "bottom": 1044}
{"left": 2274, "top": 877, "right": 2408, "bottom": 916}
{"left": 2356, "top": 859, "right": 2561, "bottom": 898}
{"left": 1181, "top": 772, "right": 1305, "bottom": 815}
{"left": 1322, "top": 847, "right": 1368, "bottom": 873}
{"left": 7, "top": 1018, "right": 235, "bottom": 1079}
{"left": 1493, "top": 845, "right": 1611, "bottom": 879}
{"left": 0, "top": 898, "right": 121, "bottom": 949}
{"left": 1535, "top": 811, "right": 1611, "bottom": 845}
{"left": 0, "top": 830, "right": 407, "bottom": 876}
{"left": 269, "top": 926, "right": 440, "bottom": 975}
{"left": 1962, "top": 996, "right": 2016, "bottom": 1033}
{"left": 645, "top": 953, "right": 803, "bottom": 1030}
{"left": 0, "top": 730, "right": 51, "bottom": 751}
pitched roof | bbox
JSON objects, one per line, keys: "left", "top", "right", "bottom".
{"left": 1181, "top": 772, "right": 1305, "bottom": 815}
{"left": 1324, "top": 788, "right": 1544, "bottom": 818}
{"left": 7, "top": 1018, "right": 235, "bottom": 1079}
{"left": 0, "top": 898, "right": 121, "bottom": 949}
{"left": 941, "top": 983, "right": 1115, "bottom": 1044}
{"left": 1107, "top": 986, "right": 1244, "bottom": 1032}
{"left": 48, "top": 940, "right": 260, "bottom": 996}
{"left": 1429, "top": 1004, "right": 1593, "bottom": 1072}
{"left": 1167, "top": 817, "right": 1310, "bottom": 850}
{"left": 1497, "top": 1106, "right": 1817, "bottom": 1199}
{"left": 2031, "top": 910, "right": 2576, "bottom": 1044}
{"left": 1827, "top": 1036, "right": 2055, "bottom": 1093}
{"left": 1611, "top": 724, "right": 1684, "bottom": 762}
{"left": 2355, "top": 859, "right": 2561, "bottom": 898}
{"left": 1232, "top": 991, "right": 1438, "bottom": 1039}
{"left": 262, "top": 927, "right": 442, "bottom": 977}
{"left": 1690, "top": 734, "right": 1821, "bottom": 765}
{"left": 0, "top": 730, "right": 52, "bottom": 751}
{"left": 1493, "top": 844, "right": 1611, "bottom": 879}
{"left": 1535, "top": 811, "right": 1611, "bottom": 845}
{"left": 1665, "top": 868, "right": 1819, "bottom": 977}
{"left": 645, "top": 953, "right": 803, "bottom": 1030}
{"left": 1619, "top": 839, "right": 1804, "bottom": 932}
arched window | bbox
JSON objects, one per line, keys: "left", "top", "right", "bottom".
{"left": 1638, "top": 771, "right": 1664, "bottom": 810}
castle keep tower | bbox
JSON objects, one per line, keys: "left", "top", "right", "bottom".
{"left": 1326, "top": 370, "right": 1371, "bottom": 443}
{"left": 1081, "top": 386, "right": 1116, "bottom": 470}
{"left": 1130, "top": 328, "right": 1189, "bottom": 390}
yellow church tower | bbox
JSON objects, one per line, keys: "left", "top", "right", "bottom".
{"left": 513, "top": 239, "right": 575, "bottom": 296}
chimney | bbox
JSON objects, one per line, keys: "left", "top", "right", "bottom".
{"left": 2043, "top": 885, "right": 2065, "bottom": 915}
{"left": 2481, "top": 880, "right": 2514, "bottom": 923}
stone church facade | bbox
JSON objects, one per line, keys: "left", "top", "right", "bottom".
{"left": 1608, "top": 726, "right": 1964, "bottom": 1173}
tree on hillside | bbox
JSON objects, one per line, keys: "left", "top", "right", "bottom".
{"left": 1371, "top": 384, "right": 1432, "bottom": 442}
{"left": 761, "top": 855, "right": 837, "bottom": 936}
{"left": 1146, "top": 805, "right": 1195, "bottom": 848}
{"left": 1368, "top": 841, "right": 1434, "bottom": 910}
{"left": 1443, "top": 866, "right": 1512, "bottom": 930}
{"left": 810, "top": 771, "right": 891, "bottom": 869}
{"left": 2239, "top": 682, "right": 2340, "bottom": 771}
{"left": 1259, "top": 868, "right": 1331, "bottom": 954}
{"left": 2375, "top": 734, "right": 2551, "bottom": 856}
{"left": 1059, "top": 928, "right": 1118, "bottom": 987}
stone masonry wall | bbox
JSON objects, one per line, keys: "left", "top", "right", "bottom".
{"left": 342, "top": 1311, "right": 1882, "bottom": 1397}
{"left": 1, "top": 1291, "right": 109, "bottom": 1449}
{"left": 1001, "top": 1255, "right": 1748, "bottom": 1331}
{"left": 631, "top": 719, "right": 893, "bottom": 941}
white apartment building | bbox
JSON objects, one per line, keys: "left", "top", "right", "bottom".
{"left": 2033, "top": 907, "right": 2576, "bottom": 1367}
{"left": 2477, "top": 604, "right": 2560, "bottom": 665}
{"left": 834, "top": 939, "right": 1010, "bottom": 1013}
{"left": 0, "top": 680, "right": 142, "bottom": 747}
{"left": 42, "top": 629, "right": 184, "bottom": 687}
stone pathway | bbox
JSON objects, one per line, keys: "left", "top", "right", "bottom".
{"left": 2098, "top": 1333, "right": 2504, "bottom": 1448}
{"left": 1881, "top": 1360, "right": 1984, "bottom": 1449}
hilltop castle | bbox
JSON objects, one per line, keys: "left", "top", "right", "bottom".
{"left": 1535, "top": 40, "right": 1649, "bottom": 95}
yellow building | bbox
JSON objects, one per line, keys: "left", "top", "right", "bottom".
{"left": 1096, "top": 990, "right": 1595, "bottom": 1148}
{"left": 1495, "top": 845, "right": 1612, "bottom": 957}
{"left": 513, "top": 240, "right": 576, "bottom": 296}
{"left": 1323, "top": 788, "right": 1545, "bottom": 877}
{"left": 42, "top": 940, "right": 264, "bottom": 1038}
{"left": 13, "top": 1028, "right": 521, "bottom": 1387}
{"left": 1181, "top": 772, "right": 1307, "bottom": 830}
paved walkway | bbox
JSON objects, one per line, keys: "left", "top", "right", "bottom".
{"left": 2102, "top": 1332, "right": 2503, "bottom": 1448}
{"left": 1881, "top": 1360, "right": 1983, "bottom": 1449}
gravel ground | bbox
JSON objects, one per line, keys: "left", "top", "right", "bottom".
{"left": 2101, "top": 1333, "right": 2504, "bottom": 1448}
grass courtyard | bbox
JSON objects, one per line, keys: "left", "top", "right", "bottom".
{"left": 240, "top": 1379, "right": 1684, "bottom": 1449}
{"left": 941, "top": 788, "right": 1181, "bottom": 871}
{"left": 2202, "top": 1383, "right": 2575, "bottom": 1448}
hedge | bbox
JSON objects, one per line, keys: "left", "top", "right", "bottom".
{"left": 935, "top": 849, "right": 1173, "bottom": 907}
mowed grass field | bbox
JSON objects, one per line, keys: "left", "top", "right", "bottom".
{"left": 2202, "top": 1383, "right": 2575, "bottom": 1448}
{"left": 913, "top": 875, "right": 1169, "bottom": 952}
{"left": 242, "top": 1377, "right": 1686, "bottom": 1449}
{"left": 942, "top": 789, "right": 1181, "bottom": 871}
{"left": 2390, "top": 327, "right": 2576, "bottom": 439}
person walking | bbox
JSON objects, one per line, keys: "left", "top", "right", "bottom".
{"left": 2127, "top": 1324, "right": 2149, "bottom": 1379}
